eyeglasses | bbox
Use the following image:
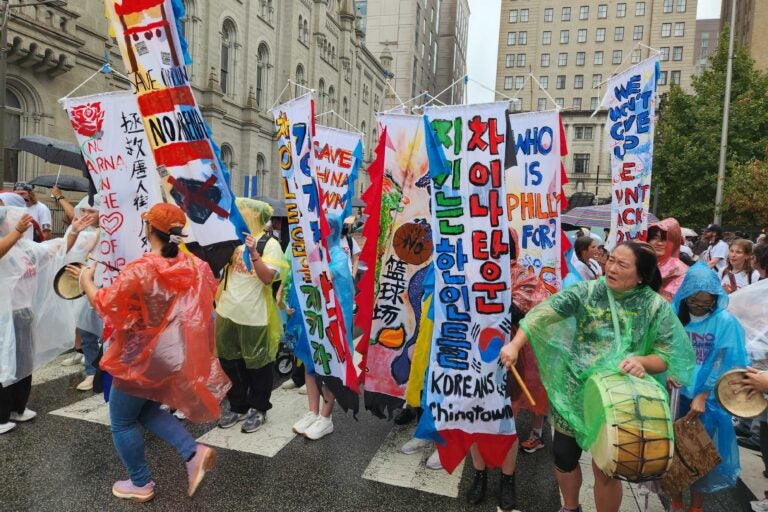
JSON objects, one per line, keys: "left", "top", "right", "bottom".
{"left": 685, "top": 297, "right": 716, "bottom": 308}
{"left": 13, "top": 182, "right": 33, "bottom": 191}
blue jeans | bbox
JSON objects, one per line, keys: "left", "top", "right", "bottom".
{"left": 109, "top": 386, "right": 197, "bottom": 486}
{"left": 80, "top": 329, "right": 101, "bottom": 377}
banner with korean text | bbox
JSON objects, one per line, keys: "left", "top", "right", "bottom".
{"left": 601, "top": 56, "right": 660, "bottom": 246}
{"left": 272, "top": 93, "right": 359, "bottom": 413}
{"left": 314, "top": 125, "right": 362, "bottom": 219}
{"left": 63, "top": 92, "right": 163, "bottom": 287}
{"left": 105, "top": 0, "right": 245, "bottom": 251}
{"left": 507, "top": 110, "right": 567, "bottom": 294}
{"left": 417, "top": 103, "right": 515, "bottom": 473}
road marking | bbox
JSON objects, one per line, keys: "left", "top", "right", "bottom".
{"left": 363, "top": 424, "right": 465, "bottom": 498}
{"left": 49, "top": 393, "right": 111, "bottom": 426}
{"left": 196, "top": 386, "right": 308, "bottom": 457}
{"left": 32, "top": 353, "right": 83, "bottom": 386}
{"left": 738, "top": 446, "right": 764, "bottom": 500}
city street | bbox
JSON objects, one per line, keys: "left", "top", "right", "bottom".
{"left": 0, "top": 354, "right": 757, "bottom": 512}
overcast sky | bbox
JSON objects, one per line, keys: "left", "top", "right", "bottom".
{"left": 466, "top": 0, "right": 723, "bottom": 102}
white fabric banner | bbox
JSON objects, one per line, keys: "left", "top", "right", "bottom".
{"left": 314, "top": 125, "right": 362, "bottom": 218}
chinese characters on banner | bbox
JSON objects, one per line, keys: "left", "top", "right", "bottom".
{"left": 271, "top": 94, "right": 359, "bottom": 413}
{"left": 314, "top": 125, "right": 362, "bottom": 219}
{"left": 507, "top": 110, "right": 567, "bottom": 294}
{"left": 601, "top": 56, "right": 660, "bottom": 246}
{"left": 419, "top": 103, "right": 515, "bottom": 473}
{"left": 358, "top": 114, "right": 434, "bottom": 417}
{"left": 62, "top": 92, "right": 163, "bottom": 286}
{"left": 105, "top": 0, "right": 243, "bottom": 247}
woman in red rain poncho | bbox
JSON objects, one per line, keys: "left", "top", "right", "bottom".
{"left": 70, "top": 203, "right": 231, "bottom": 503}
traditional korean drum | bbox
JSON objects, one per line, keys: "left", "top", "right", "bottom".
{"left": 584, "top": 371, "right": 674, "bottom": 482}
{"left": 53, "top": 262, "right": 84, "bottom": 300}
{"left": 715, "top": 368, "right": 768, "bottom": 418}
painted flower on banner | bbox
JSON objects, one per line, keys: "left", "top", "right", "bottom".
{"left": 70, "top": 102, "right": 105, "bottom": 138}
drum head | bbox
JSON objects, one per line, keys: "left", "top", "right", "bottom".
{"left": 716, "top": 368, "right": 768, "bottom": 419}
{"left": 53, "top": 263, "right": 85, "bottom": 300}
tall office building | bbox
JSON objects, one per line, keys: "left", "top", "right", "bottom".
{"left": 721, "top": 0, "right": 768, "bottom": 71}
{"left": 435, "top": 0, "right": 471, "bottom": 104}
{"left": 495, "top": 0, "right": 698, "bottom": 200}
{"left": 694, "top": 19, "right": 720, "bottom": 75}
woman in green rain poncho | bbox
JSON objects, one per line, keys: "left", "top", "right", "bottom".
{"left": 500, "top": 241, "right": 695, "bottom": 512}
{"left": 215, "top": 199, "right": 288, "bottom": 434}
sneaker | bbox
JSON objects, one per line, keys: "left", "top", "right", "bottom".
{"left": 218, "top": 410, "right": 249, "bottom": 429}
{"left": 281, "top": 380, "right": 298, "bottom": 390}
{"left": 558, "top": 507, "right": 583, "bottom": 512}
{"left": 521, "top": 431, "right": 545, "bottom": 453}
{"left": 466, "top": 469, "right": 487, "bottom": 505}
{"left": 401, "top": 437, "right": 433, "bottom": 454}
{"left": 304, "top": 415, "right": 333, "bottom": 440}
{"left": 241, "top": 410, "right": 266, "bottom": 433}
{"left": 426, "top": 450, "right": 443, "bottom": 470}
{"left": 292, "top": 412, "right": 319, "bottom": 435}
{"left": 297, "top": 385, "right": 307, "bottom": 395}
{"left": 185, "top": 444, "right": 216, "bottom": 497}
{"left": 76, "top": 375, "right": 94, "bottom": 391}
{"left": 61, "top": 353, "right": 84, "bottom": 366}
{"left": 752, "top": 499, "right": 768, "bottom": 512}
{"left": 394, "top": 406, "right": 417, "bottom": 425}
{"left": 0, "top": 422, "right": 17, "bottom": 435}
{"left": 499, "top": 473, "right": 517, "bottom": 511}
{"left": 10, "top": 408, "right": 36, "bottom": 422}
{"left": 112, "top": 479, "right": 156, "bottom": 502}
{"left": 173, "top": 409, "right": 186, "bottom": 421}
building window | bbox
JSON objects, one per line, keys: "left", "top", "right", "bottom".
{"left": 674, "top": 22, "right": 685, "bottom": 37}
{"left": 578, "top": 29, "right": 587, "bottom": 43}
{"left": 631, "top": 49, "right": 641, "bottom": 63}
{"left": 594, "top": 51, "right": 604, "bottom": 65}
{"left": 574, "top": 75, "right": 584, "bottom": 89}
{"left": 343, "top": 96, "right": 349, "bottom": 118}
{"left": 576, "top": 52, "right": 586, "bottom": 66}
{"left": 672, "top": 46, "right": 683, "bottom": 61}
{"left": 537, "top": 98, "right": 548, "bottom": 111}
{"left": 508, "top": 9, "right": 517, "bottom": 23}
{"left": 633, "top": 26, "right": 643, "bottom": 40}
{"left": 303, "top": 19, "right": 309, "bottom": 43}
{"left": 519, "top": 31, "right": 528, "bottom": 45}
{"left": 572, "top": 98, "right": 583, "bottom": 109}
{"left": 615, "top": 27, "right": 624, "bottom": 41}
{"left": 660, "top": 47, "right": 670, "bottom": 61}
{"left": 574, "top": 153, "right": 590, "bottom": 174}
{"left": 612, "top": 50, "right": 623, "bottom": 64}
{"left": 579, "top": 6, "right": 589, "bottom": 19}
{"left": 676, "top": 0, "right": 686, "bottom": 12}
{"left": 558, "top": 53, "right": 568, "bottom": 66}
{"left": 520, "top": 9, "right": 529, "bottom": 22}
{"left": 541, "top": 53, "right": 550, "bottom": 67}
{"left": 592, "top": 73, "right": 602, "bottom": 87}
{"left": 297, "top": 14, "right": 303, "bottom": 41}
{"left": 658, "top": 71, "right": 668, "bottom": 85}
{"left": 544, "top": 8, "right": 553, "bottom": 22}
{"left": 515, "top": 76, "right": 525, "bottom": 89}
{"left": 328, "top": 85, "right": 336, "bottom": 111}
{"left": 671, "top": 70, "right": 681, "bottom": 85}
{"left": 542, "top": 31, "right": 552, "bottom": 45}
{"left": 591, "top": 97, "right": 599, "bottom": 110}
{"left": 506, "top": 54, "right": 515, "bottom": 67}
{"left": 221, "top": 144, "right": 234, "bottom": 176}
{"left": 575, "top": 126, "right": 594, "bottom": 140}
{"left": 517, "top": 54, "right": 526, "bottom": 67}
{"left": 560, "top": 30, "right": 570, "bottom": 44}
{"left": 539, "top": 76, "right": 549, "bottom": 89}
{"left": 598, "top": 4, "right": 608, "bottom": 18}
{"left": 507, "top": 32, "right": 516, "bottom": 45}
{"left": 663, "top": 0, "right": 673, "bottom": 13}
{"left": 661, "top": 23, "right": 671, "bottom": 37}
{"left": 295, "top": 64, "right": 305, "bottom": 96}
{"left": 561, "top": 7, "right": 571, "bottom": 21}
{"left": 596, "top": 28, "right": 606, "bottom": 42}
{"left": 555, "top": 98, "right": 565, "bottom": 108}
{"left": 636, "top": 2, "right": 646, "bottom": 16}
{"left": 504, "top": 76, "right": 513, "bottom": 90}
{"left": 256, "top": 42, "right": 270, "bottom": 108}
{"left": 255, "top": 153, "right": 266, "bottom": 194}
{"left": 318, "top": 78, "right": 326, "bottom": 112}
{"left": 556, "top": 75, "right": 566, "bottom": 89}
{"left": 3, "top": 89, "right": 22, "bottom": 182}
{"left": 617, "top": 3, "right": 627, "bottom": 17}
{"left": 220, "top": 19, "right": 237, "bottom": 94}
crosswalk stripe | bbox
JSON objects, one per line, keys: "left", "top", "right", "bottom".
{"left": 32, "top": 353, "right": 83, "bottom": 386}
{"left": 738, "top": 446, "right": 764, "bottom": 501}
{"left": 363, "top": 424, "right": 465, "bottom": 498}
{"left": 49, "top": 393, "right": 111, "bottom": 426}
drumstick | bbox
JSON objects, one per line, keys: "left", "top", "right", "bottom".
{"left": 510, "top": 365, "right": 536, "bottom": 407}
{"left": 87, "top": 257, "right": 120, "bottom": 272}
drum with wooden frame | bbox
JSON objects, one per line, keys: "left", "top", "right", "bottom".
{"left": 715, "top": 368, "right": 768, "bottom": 418}
{"left": 53, "top": 262, "right": 84, "bottom": 300}
{"left": 584, "top": 371, "right": 674, "bottom": 482}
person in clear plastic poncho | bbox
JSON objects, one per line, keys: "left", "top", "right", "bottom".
{"left": 215, "top": 198, "right": 287, "bottom": 433}
{"left": 666, "top": 263, "right": 749, "bottom": 512}
{"left": 500, "top": 241, "right": 695, "bottom": 512}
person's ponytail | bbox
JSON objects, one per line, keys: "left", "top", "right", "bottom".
{"left": 152, "top": 226, "right": 182, "bottom": 258}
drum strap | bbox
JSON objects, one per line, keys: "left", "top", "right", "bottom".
{"left": 606, "top": 287, "right": 623, "bottom": 346}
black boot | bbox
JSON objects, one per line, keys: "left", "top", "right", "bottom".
{"left": 498, "top": 472, "right": 517, "bottom": 511}
{"left": 394, "top": 406, "right": 417, "bottom": 425}
{"left": 466, "top": 469, "right": 487, "bottom": 505}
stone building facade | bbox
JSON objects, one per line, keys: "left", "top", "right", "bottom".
{"left": 721, "top": 0, "right": 768, "bottom": 72}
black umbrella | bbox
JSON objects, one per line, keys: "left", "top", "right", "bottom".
{"left": 29, "top": 174, "right": 90, "bottom": 192}
{"left": 252, "top": 196, "right": 287, "bottom": 217}
{"left": 351, "top": 196, "right": 365, "bottom": 208}
{"left": 12, "top": 135, "right": 87, "bottom": 172}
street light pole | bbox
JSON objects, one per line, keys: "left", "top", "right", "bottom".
{"left": 714, "top": 0, "right": 737, "bottom": 225}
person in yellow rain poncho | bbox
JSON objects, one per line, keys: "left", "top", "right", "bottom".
{"left": 215, "top": 198, "right": 288, "bottom": 434}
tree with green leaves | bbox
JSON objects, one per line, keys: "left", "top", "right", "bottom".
{"left": 654, "top": 28, "right": 768, "bottom": 228}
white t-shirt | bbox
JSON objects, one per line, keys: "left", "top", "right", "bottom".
{"left": 342, "top": 236, "right": 361, "bottom": 275}
{"left": 571, "top": 253, "right": 603, "bottom": 281}
{"left": 721, "top": 268, "right": 761, "bottom": 292}
{"left": 27, "top": 201, "right": 52, "bottom": 231}
{"left": 703, "top": 240, "right": 729, "bottom": 273}
{"left": 679, "top": 244, "right": 693, "bottom": 257}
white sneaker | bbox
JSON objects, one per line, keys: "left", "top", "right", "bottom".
{"left": 752, "top": 499, "right": 768, "bottom": 512}
{"left": 61, "top": 353, "right": 84, "bottom": 366}
{"left": 401, "top": 437, "right": 433, "bottom": 454}
{"left": 426, "top": 450, "right": 443, "bottom": 470}
{"left": 10, "top": 408, "right": 36, "bottom": 422}
{"left": 304, "top": 415, "right": 334, "bottom": 440}
{"left": 297, "top": 385, "right": 307, "bottom": 395}
{"left": 173, "top": 409, "right": 186, "bottom": 420}
{"left": 0, "top": 422, "right": 16, "bottom": 434}
{"left": 292, "top": 412, "right": 319, "bottom": 435}
{"left": 76, "top": 375, "right": 94, "bottom": 391}
{"left": 281, "top": 380, "right": 298, "bottom": 390}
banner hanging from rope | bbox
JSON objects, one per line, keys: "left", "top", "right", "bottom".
{"left": 314, "top": 125, "right": 363, "bottom": 219}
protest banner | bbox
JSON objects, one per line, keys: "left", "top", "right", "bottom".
{"left": 507, "top": 110, "right": 568, "bottom": 293}
{"left": 271, "top": 93, "right": 359, "bottom": 413}
{"left": 105, "top": 0, "right": 246, "bottom": 254}
{"left": 62, "top": 91, "right": 163, "bottom": 286}
{"left": 314, "top": 125, "right": 363, "bottom": 219}
{"left": 418, "top": 102, "right": 515, "bottom": 473}
{"left": 356, "top": 114, "right": 433, "bottom": 418}
{"left": 600, "top": 56, "right": 660, "bottom": 246}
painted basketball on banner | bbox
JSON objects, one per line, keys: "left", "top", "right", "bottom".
{"left": 393, "top": 222, "right": 433, "bottom": 265}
